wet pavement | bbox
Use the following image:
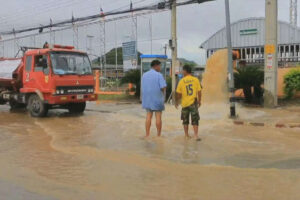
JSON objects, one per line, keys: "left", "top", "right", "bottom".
{"left": 0, "top": 102, "right": 300, "bottom": 200}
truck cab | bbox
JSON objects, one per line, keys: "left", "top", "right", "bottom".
{"left": 0, "top": 45, "right": 97, "bottom": 117}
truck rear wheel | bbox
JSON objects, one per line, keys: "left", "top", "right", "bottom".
{"left": 28, "top": 94, "right": 48, "bottom": 117}
{"left": 68, "top": 102, "right": 86, "bottom": 114}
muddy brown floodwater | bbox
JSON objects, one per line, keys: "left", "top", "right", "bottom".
{"left": 0, "top": 102, "right": 300, "bottom": 200}
{"left": 1, "top": 49, "right": 300, "bottom": 200}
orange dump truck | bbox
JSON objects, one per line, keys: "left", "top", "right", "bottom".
{"left": 0, "top": 45, "right": 97, "bottom": 117}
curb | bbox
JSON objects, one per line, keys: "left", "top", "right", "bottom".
{"left": 233, "top": 120, "right": 300, "bottom": 129}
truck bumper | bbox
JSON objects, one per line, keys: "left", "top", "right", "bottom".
{"left": 45, "top": 94, "right": 97, "bottom": 105}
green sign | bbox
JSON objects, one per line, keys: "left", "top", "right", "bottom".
{"left": 240, "top": 28, "right": 258, "bottom": 36}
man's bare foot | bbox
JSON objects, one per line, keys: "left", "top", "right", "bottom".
{"left": 194, "top": 136, "right": 201, "bottom": 142}
{"left": 141, "top": 135, "right": 150, "bottom": 140}
{"left": 185, "top": 135, "right": 191, "bottom": 139}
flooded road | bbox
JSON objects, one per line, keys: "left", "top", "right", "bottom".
{"left": 0, "top": 102, "right": 300, "bottom": 200}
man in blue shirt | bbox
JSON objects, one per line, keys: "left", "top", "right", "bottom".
{"left": 142, "top": 60, "right": 167, "bottom": 138}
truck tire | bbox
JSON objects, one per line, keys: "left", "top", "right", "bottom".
{"left": 68, "top": 102, "right": 86, "bottom": 114}
{"left": 28, "top": 94, "right": 48, "bottom": 117}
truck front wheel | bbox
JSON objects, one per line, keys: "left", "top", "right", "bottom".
{"left": 28, "top": 94, "right": 48, "bottom": 117}
{"left": 68, "top": 102, "right": 86, "bottom": 114}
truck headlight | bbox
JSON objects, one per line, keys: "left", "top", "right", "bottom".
{"left": 56, "top": 90, "right": 64, "bottom": 94}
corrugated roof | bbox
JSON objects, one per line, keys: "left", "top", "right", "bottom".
{"left": 200, "top": 17, "right": 300, "bottom": 50}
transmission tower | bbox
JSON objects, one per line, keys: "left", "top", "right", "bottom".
{"left": 13, "top": 30, "right": 19, "bottom": 57}
{"left": 99, "top": 18, "right": 106, "bottom": 78}
{"left": 72, "top": 14, "right": 79, "bottom": 49}
{"left": 72, "top": 25, "right": 79, "bottom": 49}
{"left": 0, "top": 41, "right": 4, "bottom": 57}
{"left": 49, "top": 19, "right": 56, "bottom": 45}
{"left": 290, "top": 0, "right": 298, "bottom": 27}
{"left": 86, "top": 34, "right": 94, "bottom": 56}
{"left": 30, "top": 35, "right": 36, "bottom": 47}
{"left": 131, "top": 4, "right": 138, "bottom": 68}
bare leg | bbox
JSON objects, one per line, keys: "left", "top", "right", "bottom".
{"left": 183, "top": 125, "right": 190, "bottom": 138}
{"left": 145, "top": 112, "right": 153, "bottom": 138}
{"left": 193, "top": 125, "right": 201, "bottom": 141}
{"left": 155, "top": 112, "right": 162, "bottom": 137}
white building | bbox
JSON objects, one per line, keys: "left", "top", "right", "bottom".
{"left": 200, "top": 17, "right": 300, "bottom": 65}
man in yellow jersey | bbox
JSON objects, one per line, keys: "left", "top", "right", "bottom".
{"left": 175, "top": 65, "right": 202, "bottom": 141}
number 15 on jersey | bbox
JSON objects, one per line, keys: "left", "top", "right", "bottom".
{"left": 186, "top": 84, "right": 193, "bottom": 96}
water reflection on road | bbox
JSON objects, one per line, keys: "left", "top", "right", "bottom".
{"left": 0, "top": 103, "right": 300, "bottom": 200}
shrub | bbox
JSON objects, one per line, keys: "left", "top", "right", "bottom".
{"left": 284, "top": 68, "right": 300, "bottom": 99}
{"left": 121, "top": 69, "right": 141, "bottom": 97}
{"left": 234, "top": 66, "right": 264, "bottom": 104}
{"left": 166, "top": 76, "right": 172, "bottom": 100}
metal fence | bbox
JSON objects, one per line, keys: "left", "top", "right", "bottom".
{"left": 0, "top": 10, "right": 171, "bottom": 89}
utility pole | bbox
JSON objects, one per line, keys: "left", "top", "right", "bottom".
{"left": 290, "top": 0, "right": 297, "bottom": 27}
{"left": 290, "top": 0, "right": 297, "bottom": 42}
{"left": 115, "top": 21, "right": 118, "bottom": 83}
{"left": 264, "top": 0, "right": 278, "bottom": 107}
{"left": 171, "top": 0, "right": 177, "bottom": 104}
{"left": 224, "top": 0, "right": 236, "bottom": 117}
{"left": 164, "top": 44, "right": 168, "bottom": 56}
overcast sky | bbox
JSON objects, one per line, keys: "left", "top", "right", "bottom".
{"left": 0, "top": 0, "right": 292, "bottom": 64}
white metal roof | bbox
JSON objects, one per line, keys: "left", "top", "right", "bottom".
{"left": 200, "top": 17, "right": 300, "bottom": 50}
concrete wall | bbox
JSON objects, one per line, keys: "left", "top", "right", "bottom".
{"left": 277, "top": 67, "right": 300, "bottom": 98}
{"left": 235, "top": 67, "right": 300, "bottom": 98}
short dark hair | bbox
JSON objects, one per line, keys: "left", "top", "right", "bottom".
{"left": 183, "top": 64, "right": 192, "bottom": 74}
{"left": 151, "top": 60, "right": 161, "bottom": 67}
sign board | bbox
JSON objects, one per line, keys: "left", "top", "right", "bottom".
{"left": 266, "top": 54, "right": 273, "bottom": 70}
{"left": 123, "top": 59, "right": 137, "bottom": 72}
{"left": 240, "top": 28, "right": 258, "bottom": 36}
{"left": 265, "top": 44, "right": 276, "bottom": 54}
{"left": 122, "top": 41, "right": 137, "bottom": 71}
{"left": 175, "top": 60, "right": 180, "bottom": 74}
{"left": 122, "top": 41, "right": 137, "bottom": 60}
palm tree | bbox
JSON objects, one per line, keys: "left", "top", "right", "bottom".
{"left": 234, "top": 66, "right": 264, "bottom": 104}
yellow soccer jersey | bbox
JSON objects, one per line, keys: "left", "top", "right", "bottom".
{"left": 176, "top": 75, "right": 202, "bottom": 108}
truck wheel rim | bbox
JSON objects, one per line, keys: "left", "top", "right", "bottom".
{"left": 32, "top": 99, "right": 41, "bottom": 113}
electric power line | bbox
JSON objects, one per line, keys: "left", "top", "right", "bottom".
{"left": 0, "top": 0, "right": 213, "bottom": 36}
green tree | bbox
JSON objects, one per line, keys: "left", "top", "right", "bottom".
{"left": 92, "top": 47, "right": 142, "bottom": 65}
{"left": 121, "top": 69, "right": 141, "bottom": 97}
{"left": 234, "top": 66, "right": 264, "bottom": 104}
{"left": 284, "top": 68, "right": 300, "bottom": 99}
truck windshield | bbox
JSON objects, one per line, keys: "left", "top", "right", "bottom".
{"left": 50, "top": 52, "right": 92, "bottom": 75}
